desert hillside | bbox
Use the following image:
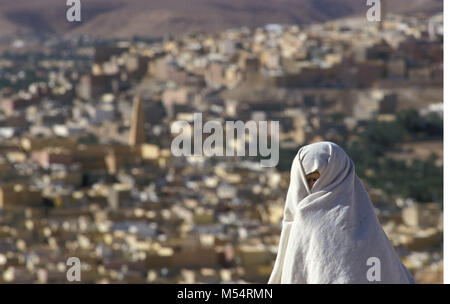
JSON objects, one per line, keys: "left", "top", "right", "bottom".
{"left": 0, "top": 0, "right": 443, "bottom": 39}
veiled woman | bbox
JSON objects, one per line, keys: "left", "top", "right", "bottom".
{"left": 268, "top": 141, "right": 416, "bottom": 284}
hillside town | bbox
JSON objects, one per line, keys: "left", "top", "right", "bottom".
{"left": 0, "top": 13, "right": 443, "bottom": 283}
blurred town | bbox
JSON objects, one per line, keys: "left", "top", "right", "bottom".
{"left": 0, "top": 13, "right": 443, "bottom": 283}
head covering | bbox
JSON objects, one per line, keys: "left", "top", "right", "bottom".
{"left": 268, "top": 141, "right": 416, "bottom": 284}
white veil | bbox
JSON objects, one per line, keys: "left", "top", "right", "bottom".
{"left": 268, "top": 141, "right": 416, "bottom": 284}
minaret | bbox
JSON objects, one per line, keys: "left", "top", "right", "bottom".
{"left": 129, "top": 95, "right": 145, "bottom": 148}
{"left": 379, "top": 0, "right": 386, "bottom": 31}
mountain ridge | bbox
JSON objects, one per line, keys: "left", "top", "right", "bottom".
{"left": 0, "top": 0, "right": 442, "bottom": 39}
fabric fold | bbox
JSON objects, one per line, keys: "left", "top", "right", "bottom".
{"left": 268, "top": 220, "right": 293, "bottom": 284}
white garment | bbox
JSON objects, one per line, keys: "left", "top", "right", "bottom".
{"left": 268, "top": 141, "right": 416, "bottom": 284}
